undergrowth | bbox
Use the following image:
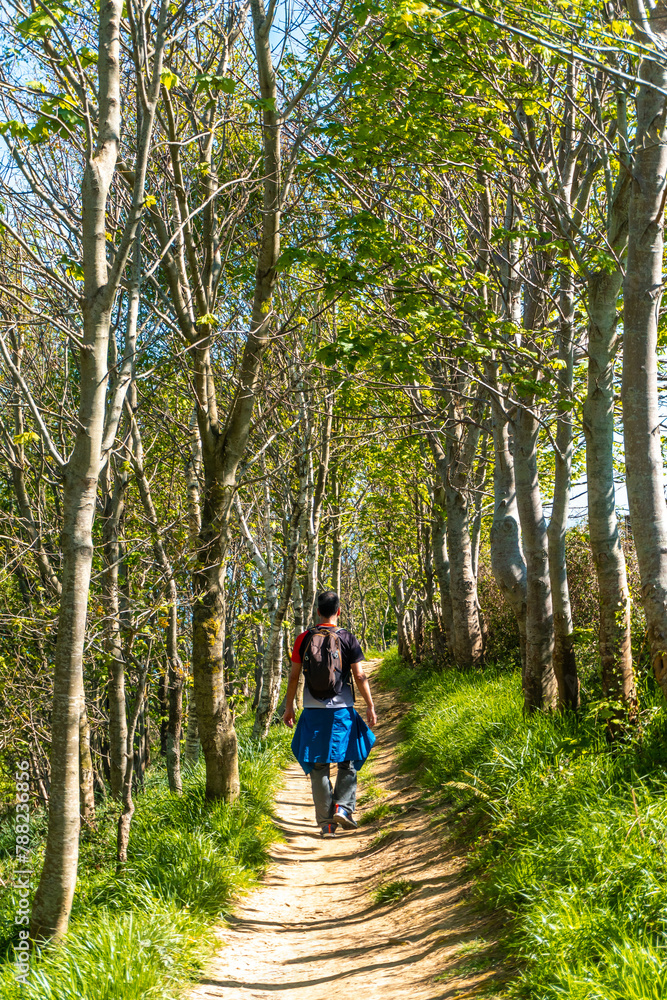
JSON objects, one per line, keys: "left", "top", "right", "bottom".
{"left": 372, "top": 878, "right": 415, "bottom": 906}
{"left": 379, "top": 648, "right": 667, "bottom": 1000}
{"left": 0, "top": 717, "right": 292, "bottom": 1000}
{"left": 358, "top": 801, "right": 400, "bottom": 826}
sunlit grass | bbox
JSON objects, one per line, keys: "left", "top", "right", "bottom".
{"left": 372, "top": 878, "right": 415, "bottom": 906}
{"left": 0, "top": 718, "right": 292, "bottom": 1000}
{"left": 379, "top": 648, "right": 667, "bottom": 999}
{"left": 368, "top": 827, "right": 397, "bottom": 850}
{"left": 358, "top": 800, "right": 401, "bottom": 826}
{"left": 358, "top": 763, "right": 388, "bottom": 807}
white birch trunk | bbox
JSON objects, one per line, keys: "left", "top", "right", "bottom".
{"left": 585, "top": 259, "right": 635, "bottom": 706}
{"left": 513, "top": 247, "right": 558, "bottom": 712}
{"left": 490, "top": 402, "right": 527, "bottom": 670}
{"left": 101, "top": 455, "right": 129, "bottom": 802}
{"left": 30, "top": 0, "right": 167, "bottom": 938}
{"left": 621, "top": 0, "right": 667, "bottom": 696}
{"left": 547, "top": 262, "right": 579, "bottom": 709}
{"left": 431, "top": 499, "right": 455, "bottom": 658}
{"left": 128, "top": 392, "right": 184, "bottom": 793}
{"left": 31, "top": 1, "right": 124, "bottom": 939}
{"left": 428, "top": 406, "right": 483, "bottom": 668}
{"left": 184, "top": 412, "right": 202, "bottom": 765}
{"left": 514, "top": 402, "right": 558, "bottom": 711}
{"left": 78, "top": 702, "right": 95, "bottom": 826}
{"left": 301, "top": 394, "right": 333, "bottom": 624}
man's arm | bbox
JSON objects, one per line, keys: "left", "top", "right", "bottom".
{"left": 282, "top": 660, "right": 302, "bottom": 728}
{"left": 351, "top": 662, "right": 378, "bottom": 728}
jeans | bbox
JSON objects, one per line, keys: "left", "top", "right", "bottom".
{"left": 309, "top": 761, "right": 356, "bottom": 826}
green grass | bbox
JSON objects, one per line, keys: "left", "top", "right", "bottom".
{"left": 379, "top": 648, "right": 667, "bottom": 1000}
{"left": 368, "top": 827, "right": 397, "bottom": 850}
{"left": 358, "top": 800, "right": 401, "bottom": 826}
{"left": 357, "top": 762, "right": 388, "bottom": 807}
{"left": 0, "top": 717, "right": 292, "bottom": 1000}
{"left": 372, "top": 878, "right": 416, "bottom": 905}
{"left": 434, "top": 937, "right": 502, "bottom": 986}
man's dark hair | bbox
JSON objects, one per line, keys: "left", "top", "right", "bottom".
{"left": 317, "top": 590, "right": 340, "bottom": 617}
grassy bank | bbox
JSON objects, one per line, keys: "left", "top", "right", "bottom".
{"left": 0, "top": 719, "right": 292, "bottom": 1000}
{"left": 379, "top": 649, "right": 667, "bottom": 999}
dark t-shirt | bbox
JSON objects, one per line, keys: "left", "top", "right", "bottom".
{"left": 291, "top": 624, "right": 364, "bottom": 708}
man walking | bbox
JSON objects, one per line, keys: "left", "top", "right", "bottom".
{"left": 283, "top": 590, "right": 377, "bottom": 838}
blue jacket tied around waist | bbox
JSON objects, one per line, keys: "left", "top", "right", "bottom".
{"left": 291, "top": 707, "right": 375, "bottom": 775}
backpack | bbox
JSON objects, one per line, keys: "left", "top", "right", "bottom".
{"left": 301, "top": 626, "right": 348, "bottom": 701}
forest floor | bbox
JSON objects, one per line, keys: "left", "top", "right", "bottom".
{"left": 185, "top": 662, "right": 508, "bottom": 1000}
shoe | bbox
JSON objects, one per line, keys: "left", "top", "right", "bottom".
{"left": 320, "top": 822, "right": 337, "bottom": 838}
{"left": 333, "top": 805, "right": 358, "bottom": 830}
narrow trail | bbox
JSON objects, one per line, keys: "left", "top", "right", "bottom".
{"left": 187, "top": 663, "right": 504, "bottom": 1000}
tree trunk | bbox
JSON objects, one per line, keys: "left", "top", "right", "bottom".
{"left": 354, "top": 560, "right": 369, "bottom": 649}
{"left": 330, "top": 467, "right": 343, "bottom": 595}
{"left": 192, "top": 491, "right": 240, "bottom": 800}
{"left": 301, "top": 393, "right": 333, "bottom": 623}
{"left": 30, "top": 455, "right": 102, "bottom": 939}
{"left": 621, "top": 1, "right": 667, "bottom": 693}
{"left": 101, "top": 461, "right": 129, "bottom": 800}
{"left": 489, "top": 402, "right": 527, "bottom": 670}
{"left": 331, "top": 531, "right": 342, "bottom": 595}
{"left": 427, "top": 401, "right": 483, "bottom": 668}
{"left": 292, "top": 572, "right": 304, "bottom": 636}
{"left": 253, "top": 615, "right": 286, "bottom": 736}
{"left": 470, "top": 433, "right": 488, "bottom": 581}
{"left": 184, "top": 689, "right": 200, "bottom": 767}
{"left": 513, "top": 244, "right": 558, "bottom": 713}
{"left": 184, "top": 412, "right": 202, "bottom": 767}
{"left": 547, "top": 262, "right": 579, "bottom": 709}
{"left": 28, "top": 0, "right": 166, "bottom": 937}
{"left": 158, "top": 667, "right": 169, "bottom": 756}
{"left": 445, "top": 492, "right": 483, "bottom": 667}
{"left": 514, "top": 404, "right": 558, "bottom": 711}
{"left": 117, "top": 663, "right": 149, "bottom": 870}
{"left": 189, "top": 0, "right": 283, "bottom": 798}
{"left": 31, "top": 74, "right": 121, "bottom": 938}
{"left": 381, "top": 602, "right": 390, "bottom": 651}
{"left": 166, "top": 658, "right": 184, "bottom": 795}
{"left": 392, "top": 578, "right": 414, "bottom": 665}
{"left": 79, "top": 700, "right": 95, "bottom": 826}
{"left": 584, "top": 188, "right": 636, "bottom": 708}
{"left": 129, "top": 398, "right": 184, "bottom": 793}
{"left": 431, "top": 491, "right": 455, "bottom": 657}
{"left": 254, "top": 503, "right": 301, "bottom": 737}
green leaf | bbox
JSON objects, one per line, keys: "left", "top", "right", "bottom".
{"left": 198, "top": 313, "right": 219, "bottom": 327}
{"left": 245, "top": 97, "right": 277, "bottom": 112}
{"left": 160, "top": 69, "right": 180, "bottom": 90}
{"left": 194, "top": 73, "right": 236, "bottom": 95}
{"left": 58, "top": 254, "right": 84, "bottom": 280}
{"left": 17, "top": 3, "right": 68, "bottom": 38}
{"left": 0, "top": 121, "right": 33, "bottom": 141}
{"left": 76, "top": 46, "right": 97, "bottom": 68}
{"left": 12, "top": 431, "right": 39, "bottom": 447}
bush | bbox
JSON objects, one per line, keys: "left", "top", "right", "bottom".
{"left": 379, "top": 649, "right": 667, "bottom": 999}
{"left": 477, "top": 551, "right": 521, "bottom": 667}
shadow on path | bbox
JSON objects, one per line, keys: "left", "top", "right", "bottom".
{"left": 186, "top": 661, "right": 508, "bottom": 1000}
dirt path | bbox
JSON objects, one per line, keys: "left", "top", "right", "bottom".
{"left": 187, "top": 663, "right": 505, "bottom": 1000}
